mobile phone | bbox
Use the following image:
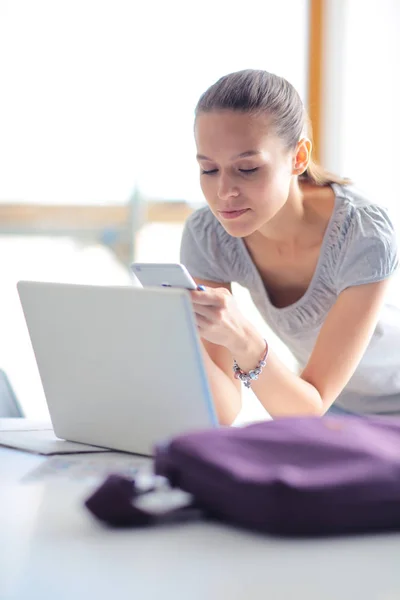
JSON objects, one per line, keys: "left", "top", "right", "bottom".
{"left": 130, "top": 262, "right": 198, "bottom": 290}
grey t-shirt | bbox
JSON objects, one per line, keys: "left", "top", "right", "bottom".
{"left": 180, "top": 184, "right": 400, "bottom": 415}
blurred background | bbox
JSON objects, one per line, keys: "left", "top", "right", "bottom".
{"left": 0, "top": 0, "right": 399, "bottom": 420}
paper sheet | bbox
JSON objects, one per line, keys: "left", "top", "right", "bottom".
{"left": 22, "top": 452, "right": 151, "bottom": 483}
{"left": 0, "top": 429, "right": 110, "bottom": 455}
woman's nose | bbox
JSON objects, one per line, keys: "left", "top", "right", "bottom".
{"left": 217, "top": 173, "right": 239, "bottom": 200}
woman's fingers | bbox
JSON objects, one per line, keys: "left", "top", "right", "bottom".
{"left": 194, "top": 313, "right": 213, "bottom": 330}
{"left": 190, "top": 287, "right": 229, "bottom": 307}
{"left": 192, "top": 304, "right": 219, "bottom": 319}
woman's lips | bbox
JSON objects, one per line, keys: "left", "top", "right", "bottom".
{"left": 218, "top": 208, "right": 250, "bottom": 220}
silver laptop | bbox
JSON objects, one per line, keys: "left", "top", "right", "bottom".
{"left": 17, "top": 281, "right": 217, "bottom": 456}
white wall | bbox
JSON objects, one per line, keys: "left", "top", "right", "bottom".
{"left": 0, "top": 0, "right": 309, "bottom": 206}
{"left": 321, "top": 0, "right": 400, "bottom": 212}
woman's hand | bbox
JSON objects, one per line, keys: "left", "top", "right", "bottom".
{"left": 190, "top": 286, "right": 254, "bottom": 356}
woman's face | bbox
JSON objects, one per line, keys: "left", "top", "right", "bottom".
{"left": 195, "top": 110, "right": 296, "bottom": 237}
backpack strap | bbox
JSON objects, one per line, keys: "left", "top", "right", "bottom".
{"left": 84, "top": 473, "right": 202, "bottom": 527}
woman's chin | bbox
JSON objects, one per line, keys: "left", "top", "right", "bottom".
{"left": 216, "top": 211, "right": 258, "bottom": 238}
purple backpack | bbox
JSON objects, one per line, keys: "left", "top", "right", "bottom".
{"left": 85, "top": 415, "right": 400, "bottom": 536}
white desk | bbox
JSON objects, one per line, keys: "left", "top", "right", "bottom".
{"left": 1, "top": 446, "right": 400, "bottom": 600}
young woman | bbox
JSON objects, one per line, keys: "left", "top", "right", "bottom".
{"left": 180, "top": 69, "right": 399, "bottom": 425}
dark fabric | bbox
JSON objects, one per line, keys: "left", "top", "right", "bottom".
{"left": 85, "top": 475, "right": 153, "bottom": 527}
{"left": 85, "top": 474, "right": 201, "bottom": 528}
{"left": 86, "top": 416, "right": 400, "bottom": 537}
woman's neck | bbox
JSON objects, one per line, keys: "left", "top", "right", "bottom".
{"left": 250, "top": 179, "right": 334, "bottom": 249}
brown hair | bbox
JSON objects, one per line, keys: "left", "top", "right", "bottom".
{"left": 195, "top": 69, "right": 349, "bottom": 187}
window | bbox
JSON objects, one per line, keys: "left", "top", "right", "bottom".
{"left": 0, "top": 0, "right": 309, "bottom": 206}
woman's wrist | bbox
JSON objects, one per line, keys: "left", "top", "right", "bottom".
{"left": 228, "top": 323, "right": 267, "bottom": 374}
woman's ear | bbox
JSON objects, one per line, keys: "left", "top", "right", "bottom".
{"left": 292, "top": 138, "right": 312, "bottom": 175}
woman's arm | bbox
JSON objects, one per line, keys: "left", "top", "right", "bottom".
{"left": 192, "top": 279, "right": 391, "bottom": 418}
{"left": 200, "top": 342, "right": 242, "bottom": 425}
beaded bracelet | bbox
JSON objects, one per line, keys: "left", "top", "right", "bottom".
{"left": 233, "top": 340, "right": 269, "bottom": 388}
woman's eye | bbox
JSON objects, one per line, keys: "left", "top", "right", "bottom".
{"left": 201, "top": 169, "right": 218, "bottom": 175}
{"left": 200, "top": 167, "right": 259, "bottom": 175}
{"left": 239, "top": 167, "right": 259, "bottom": 174}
